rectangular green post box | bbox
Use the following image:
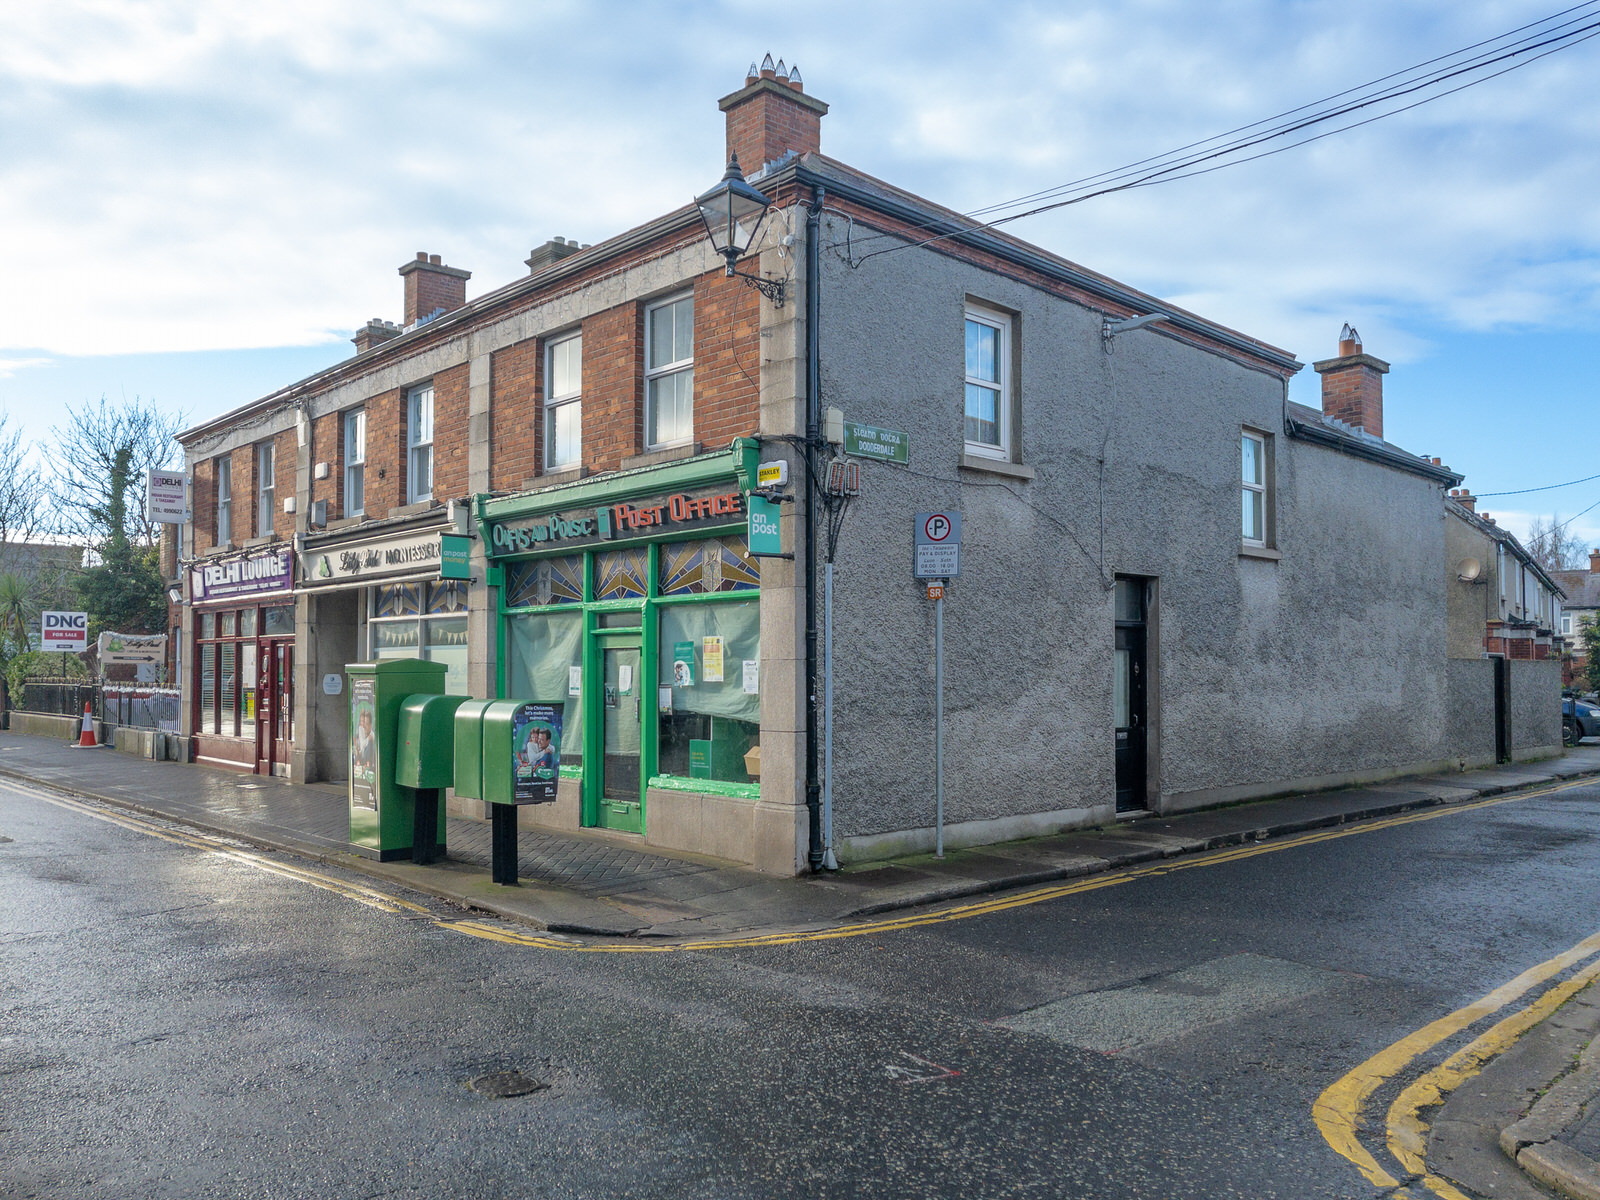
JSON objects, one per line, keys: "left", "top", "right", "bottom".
{"left": 346, "top": 659, "right": 447, "bottom": 860}
{"left": 397, "top": 693, "right": 469, "bottom": 789}
{"left": 452, "top": 699, "right": 494, "bottom": 801}
{"left": 482, "top": 699, "right": 565, "bottom": 806}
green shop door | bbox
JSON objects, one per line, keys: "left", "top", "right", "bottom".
{"left": 598, "top": 641, "right": 643, "bottom": 832}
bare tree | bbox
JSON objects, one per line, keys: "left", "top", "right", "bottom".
{"left": 1524, "top": 514, "right": 1588, "bottom": 574}
{"left": 0, "top": 411, "right": 45, "bottom": 559}
{"left": 48, "top": 396, "right": 184, "bottom": 548}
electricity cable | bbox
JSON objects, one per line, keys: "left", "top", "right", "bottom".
{"left": 826, "top": 5, "right": 1600, "bottom": 265}
{"left": 1476, "top": 471, "right": 1600, "bottom": 497}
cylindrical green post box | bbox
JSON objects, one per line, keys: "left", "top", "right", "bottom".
{"left": 346, "top": 658, "right": 447, "bottom": 859}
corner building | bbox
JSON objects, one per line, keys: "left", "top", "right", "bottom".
{"left": 176, "top": 61, "right": 1509, "bottom": 874}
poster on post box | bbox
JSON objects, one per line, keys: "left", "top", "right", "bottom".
{"left": 511, "top": 702, "right": 563, "bottom": 804}
{"left": 349, "top": 678, "right": 379, "bottom": 810}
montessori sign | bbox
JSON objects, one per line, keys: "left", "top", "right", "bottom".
{"left": 300, "top": 528, "right": 453, "bottom": 589}
{"left": 191, "top": 547, "right": 293, "bottom": 603}
{"left": 488, "top": 488, "right": 746, "bottom": 557}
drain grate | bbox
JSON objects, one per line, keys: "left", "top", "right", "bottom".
{"left": 466, "top": 1071, "right": 548, "bottom": 1099}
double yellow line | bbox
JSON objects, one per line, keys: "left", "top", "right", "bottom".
{"left": 11, "top": 775, "right": 1593, "bottom": 958}
{"left": 1315, "top": 927, "right": 1600, "bottom": 1198}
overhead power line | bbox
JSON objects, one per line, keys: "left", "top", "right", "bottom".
{"left": 831, "top": 5, "right": 1600, "bottom": 265}
{"left": 1476, "top": 470, "right": 1600, "bottom": 497}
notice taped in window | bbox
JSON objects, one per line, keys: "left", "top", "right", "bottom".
{"left": 703, "top": 636, "right": 725, "bottom": 682}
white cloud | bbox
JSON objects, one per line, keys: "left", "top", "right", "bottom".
{"left": 2, "top": 1, "right": 1599, "bottom": 365}
{"left": 0, "top": 357, "right": 51, "bottom": 379}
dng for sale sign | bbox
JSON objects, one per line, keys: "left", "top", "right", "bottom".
{"left": 41, "top": 610, "right": 89, "bottom": 653}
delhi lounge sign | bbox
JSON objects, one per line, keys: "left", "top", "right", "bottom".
{"left": 489, "top": 489, "right": 745, "bottom": 555}
{"left": 191, "top": 548, "right": 293, "bottom": 601}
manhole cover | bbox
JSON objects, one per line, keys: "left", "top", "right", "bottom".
{"left": 466, "top": 1071, "right": 548, "bottom": 1098}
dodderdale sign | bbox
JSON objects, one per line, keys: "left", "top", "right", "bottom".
{"left": 42, "top": 610, "right": 89, "bottom": 653}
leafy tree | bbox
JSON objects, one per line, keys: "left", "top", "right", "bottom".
{"left": 75, "top": 542, "right": 166, "bottom": 636}
{"left": 0, "top": 572, "right": 35, "bottom": 656}
{"left": 1580, "top": 614, "right": 1600, "bottom": 695}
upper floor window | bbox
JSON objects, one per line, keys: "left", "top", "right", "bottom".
{"left": 964, "top": 306, "right": 1011, "bottom": 459}
{"left": 546, "top": 332, "right": 582, "bottom": 470}
{"left": 645, "top": 294, "right": 694, "bottom": 449}
{"left": 1241, "top": 431, "right": 1270, "bottom": 546}
{"left": 344, "top": 409, "right": 366, "bottom": 518}
{"left": 1563, "top": 613, "right": 1574, "bottom": 636}
{"left": 256, "top": 441, "right": 275, "bottom": 537}
{"left": 216, "top": 456, "right": 232, "bottom": 545}
{"left": 408, "top": 383, "right": 434, "bottom": 504}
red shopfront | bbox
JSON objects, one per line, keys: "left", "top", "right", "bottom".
{"left": 189, "top": 546, "right": 296, "bottom": 775}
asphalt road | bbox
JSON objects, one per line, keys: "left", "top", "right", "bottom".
{"left": 5, "top": 775, "right": 1600, "bottom": 1199}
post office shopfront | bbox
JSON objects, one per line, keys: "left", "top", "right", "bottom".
{"left": 295, "top": 511, "right": 471, "bottom": 783}
{"left": 188, "top": 545, "right": 297, "bottom": 774}
{"left": 478, "top": 443, "right": 767, "bottom": 857}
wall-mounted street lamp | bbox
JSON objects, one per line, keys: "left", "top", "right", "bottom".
{"left": 695, "top": 155, "right": 786, "bottom": 307}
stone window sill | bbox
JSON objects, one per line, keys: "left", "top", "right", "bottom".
{"left": 389, "top": 500, "right": 441, "bottom": 518}
{"left": 958, "top": 454, "right": 1037, "bottom": 481}
{"left": 622, "top": 443, "right": 702, "bottom": 471}
{"left": 241, "top": 535, "right": 276, "bottom": 548}
{"left": 1240, "top": 545, "right": 1282, "bottom": 561}
{"left": 523, "top": 465, "right": 589, "bottom": 490}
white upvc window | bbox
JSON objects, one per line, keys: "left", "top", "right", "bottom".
{"left": 964, "top": 305, "right": 1010, "bottom": 458}
{"left": 256, "top": 441, "right": 275, "bottom": 536}
{"left": 1241, "top": 430, "right": 1268, "bottom": 546}
{"left": 545, "top": 332, "right": 582, "bottom": 470}
{"left": 645, "top": 294, "right": 694, "bottom": 449}
{"left": 344, "top": 409, "right": 366, "bottom": 518}
{"left": 216, "top": 456, "right": 232, "bottom": 545}
{"left": 408, "top": 383, "right": 434, "bottom": 504}
{"left": 1563, "top": 613, "right": 1573, "bottom": 636}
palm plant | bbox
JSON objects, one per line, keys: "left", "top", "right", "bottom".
{"left": 0, "top": 571, "right": 34, "bottom": 657}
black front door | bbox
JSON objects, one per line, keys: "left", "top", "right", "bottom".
{"left": 1114, "top": 578, "right": 1149, "bottom": 813}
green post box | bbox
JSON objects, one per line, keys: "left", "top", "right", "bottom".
{"left": 346, "top": 658, "right": 447, "bottom": 860}
{"left": 396, "top": 693, "right": 468, "bottom": 865}
{"left": 474, "top": 699, "right": 565, "bottom": 887}
{"left": 452, "top": 699, "right": 494, "bottom": 801}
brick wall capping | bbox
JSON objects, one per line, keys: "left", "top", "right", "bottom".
{"left": 718, "top": 77, "right": 829, "bottom": 117}
{"left": 398, "top": 260, "right": 472, "bottom": 280}
{"left": 1312, "top": 351, "right": 1390, "bottom": 375}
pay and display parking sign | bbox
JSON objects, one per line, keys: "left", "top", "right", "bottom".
{"left": 42, "top": 610, "right": 89, "bottom": 653}
{"left": 913, "top": 511, "right": 961, "bottom": 578}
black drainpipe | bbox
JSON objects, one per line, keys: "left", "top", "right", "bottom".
{"left": 803, "top": 185, "right": 825, "bottom": 871}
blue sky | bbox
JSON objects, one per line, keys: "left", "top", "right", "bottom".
{"left": 2, "top": 1, "right": 1598, "bottom": 546}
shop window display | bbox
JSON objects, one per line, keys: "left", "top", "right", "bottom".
{"left": 657, "top": 600, "right": 759, "bottom": 783}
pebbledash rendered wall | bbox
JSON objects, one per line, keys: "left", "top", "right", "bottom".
{"left": 813, "top": 212, "right": 1460, "bottom": 859}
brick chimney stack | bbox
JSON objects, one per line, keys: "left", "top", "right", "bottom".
{"left": 1314, "top": 323, "right": 1389, "bottom": 438}
{"left": 399, "top": 251, "right": 471, "bottom": 327}
{"left": 1450, "top": 488, "right": 1477, "bottom": 514}
{"left": 352, "top": 318, "right": 402, "bottom": 355}
{"left": 1590, "top": 548, "right": 1600, "bottom": 575}
{"left": 719, "top": 54, "right": 829, "bottom": 178}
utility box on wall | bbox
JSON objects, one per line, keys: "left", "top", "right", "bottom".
{"left": 346, "top": 658, "right": 447, "bottom": 860}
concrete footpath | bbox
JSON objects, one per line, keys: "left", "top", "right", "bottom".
{"left": 4, "top": 730, "right": 1600, "bottom": 941}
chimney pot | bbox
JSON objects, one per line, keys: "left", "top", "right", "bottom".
{"left": 746, "top": 61, "right": 759, "bottom": 85}
{"left": 788, "top": 64, "right": 803, "bottom": 90}
{"left": 416, "top": 251, "right": 427, "bottom": 261}
{"left": 429, "top": 253, "right": 441, "bottom": 265}
{"left": 525, "top": 237, "right": 585, "bottom": 273}
{"left": 1456, "top": 490, "right": 1476, "bottom": 513}
{"left": 760, "top": 52, "right": 775, "bottom": 79}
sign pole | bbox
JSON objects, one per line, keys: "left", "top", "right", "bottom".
{"left": 934, "top": 582, "right": 944, "bottom": 858}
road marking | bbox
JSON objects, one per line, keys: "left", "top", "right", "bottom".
{"left": 1385, "top": 957, "right": 1600, "bottom": 1198}
{"left": 1314, "top": 926, "right": 1600, "bottom": 1191}
{"left": 7, "top": 774, "right": 1595, "bottom": 953}
{"left": 14, "top": 785, "right": 433, "bottom": 917}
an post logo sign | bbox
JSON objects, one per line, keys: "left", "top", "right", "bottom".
{"left": 42, "top": 610, "right": 89, "bottom": 653}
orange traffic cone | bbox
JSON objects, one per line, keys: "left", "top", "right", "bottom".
{"left": 77, "top": 703, "right": 98, "bottom": 748}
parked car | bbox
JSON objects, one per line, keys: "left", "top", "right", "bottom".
{"left": 1563, "top": 696, "right": 1599, "bottom": 746}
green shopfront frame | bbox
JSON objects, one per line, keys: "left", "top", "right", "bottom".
{"left": 479, "top": 441, "right": 763, "bottom": 836}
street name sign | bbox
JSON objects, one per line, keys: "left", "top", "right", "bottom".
{"left": 844, "top": 422, "right": 909, "bottom": 465}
